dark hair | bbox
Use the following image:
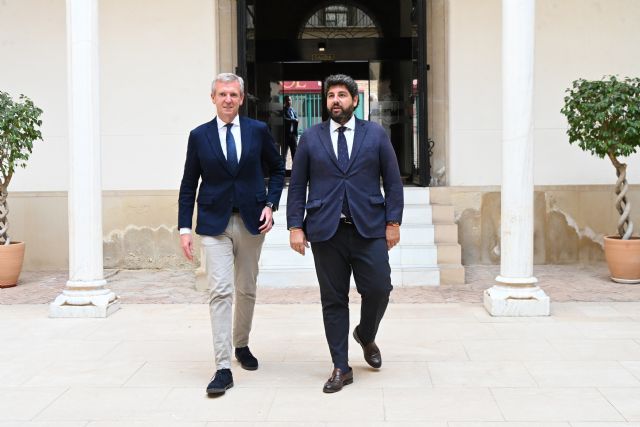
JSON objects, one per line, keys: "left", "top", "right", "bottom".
{"left": 324, "top": 74, "right": 358, "bottom": 98}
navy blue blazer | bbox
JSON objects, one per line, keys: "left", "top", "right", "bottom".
{"left": 178, "top": 116, "right": 285, "bottom": 236}
{"left": 286, "top": 118, "right": 403, "bottom": 242}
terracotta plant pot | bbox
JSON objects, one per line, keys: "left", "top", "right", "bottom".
{"left": 604, "top": 236, "right": 640, "bottom": 284}
{"left": 0, "top": 241, "right": 26, "bottom": 288}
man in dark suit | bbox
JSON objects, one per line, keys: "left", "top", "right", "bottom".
{"left": 287, "top": 74, "right": 403, "bottom": 393}
{"left": 283, "top": 95, "right": 299, "bottom": 162}
{"left": 178, "top": 73, "right": 285, "bottom": 396}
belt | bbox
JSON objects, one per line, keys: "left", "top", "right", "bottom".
{"left": 232, "top": 207, "right": 240, "bottom": 213}
{"left": 339, "top": 217, "right": 354, "bottom": 225}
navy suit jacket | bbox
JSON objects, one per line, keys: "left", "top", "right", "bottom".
{"left": 286, "top": 118, "right": 403, "bottom": 242}
{"left": 178, "top": 116, "right": 285, "bottom": 236}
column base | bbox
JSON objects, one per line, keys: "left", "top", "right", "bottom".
{"left": 49, "top": 287, "right": 121, "bottom": 318}
{"left": 483, "top": 285, "right": 550, "bottom": 317}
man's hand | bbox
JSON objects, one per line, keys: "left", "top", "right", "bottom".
{"left": 386, "top": 225, "right": 400, "bottom": 251}
{"left": 258, "top": 206, "right": 274, "bottom": 234}
{"left": 289, "top": 229, "right": 309, "bottom": 255}
{"left": 180, "top": 234, "right": 194, "bottom": 261}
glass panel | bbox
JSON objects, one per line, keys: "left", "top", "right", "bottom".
{"left": 246, "top": 61, "right": 284, "bottom": 152}
{"left": 368, "top": 60, "right": 414, "bottom": 179}
{"left": 411, "top": 0, "right": 429, "bottom": 185}
{"left": 280, "top": 81, "right": 322, "bottom": 170}
{"left": 240, "top": 0, "right": 429, "bottom": 184}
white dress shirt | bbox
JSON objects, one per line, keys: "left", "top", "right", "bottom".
{"left": 217, "top": 115, "right": 242, "bottom": 161}
{"left": 180, "top": 115, "right": 242, "bottom": 235}
{"left": 329, "top": 115, "right": 355, "bottom": 158}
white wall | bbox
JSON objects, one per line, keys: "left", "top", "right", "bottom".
{"left": 448, "top": 0, "right": 502, "bottom": 186}
{"left": 99, "top": 0, "right": 216, "bottom": 190}
{"left": 0, "top": 0, "right": 68, "bottom": 191}
{"left": 1, "top": 0, "right": 217, "bottom": 192}
{"left": 4, "top": 0, "right": 640, "bottom": 191}
{"left": 448, "top": 0, "right": 640, "bottom": 186}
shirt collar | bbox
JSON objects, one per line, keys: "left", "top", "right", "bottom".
{"left": 330, "top": 115, "right": 356, "bottom": 133}
{"left": 217, "top": 115, "right": 240, "bottom": 130}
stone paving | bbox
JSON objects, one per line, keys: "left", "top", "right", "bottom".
{"left": 1, "top": 265, "right": 640, "bottom": 425}
{"left": 1, "top": 302, "right": 640, "bottom": 425}
{"left": 2, "top": 264, "right": 640, "bottom": 305}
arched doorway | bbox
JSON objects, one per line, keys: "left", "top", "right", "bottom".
{"left": 237, "top": 0, "right": 429, "bottom": 185}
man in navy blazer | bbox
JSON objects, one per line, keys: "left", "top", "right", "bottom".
{"left": 179, "top": 73, "right": 284, "bottom": 396}
{"left": 287, "top": 74, "right": 403, "bottom": 393}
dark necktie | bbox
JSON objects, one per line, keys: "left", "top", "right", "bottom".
{"left": 337, "top": 126, "right": 351, "bottom": 218}
{"left": 225, "top": 123, "right": 238, "bottom": 172}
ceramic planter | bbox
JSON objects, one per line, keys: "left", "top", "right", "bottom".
{"left": 604, "top": 236, "right": 640, "bottom": 284}
{"left": 0, "top": 241, "right": 26, "bottom": 288}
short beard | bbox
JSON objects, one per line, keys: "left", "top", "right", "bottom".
{"left": 329, "top": 105, "right": 354, "bottom": 124}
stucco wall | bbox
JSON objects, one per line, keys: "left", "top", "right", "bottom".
{"left": 447, "top": 0, "right": 640, "bottom": 186}
{"left": 451, "top": 185, "right": 640, "bottom": 265}
{"left": 0, "top": 0, "right": 217, "bottom": 192}
{"left": 7, "top": 185, "right": 638, "bottom": 269}
{"left": 3, "top": 0, "right": 640, "bottom": 271}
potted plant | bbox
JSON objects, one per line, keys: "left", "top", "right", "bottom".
{"left": 561, "top": 75, "right": 640, "bottom": 283}
{"left": 0, "top": 91, "right": 43, "bottom": 288}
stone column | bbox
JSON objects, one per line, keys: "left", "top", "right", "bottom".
{"left": 50, "top": 0, "right": 120, "bottom": 318}
{"left": 483, "top": 0, "right": 549, "bottom": 316}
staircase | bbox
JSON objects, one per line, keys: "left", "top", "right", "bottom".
{"left": 257, "top": 187, "right": 464, "bottom": 287}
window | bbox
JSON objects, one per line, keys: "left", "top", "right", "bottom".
{"left": 300, "top": 3, "right": 381, "bottom": 39}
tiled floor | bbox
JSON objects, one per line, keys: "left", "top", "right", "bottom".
{"left": 1, "top": 301, "right": 640, "bottom": 425}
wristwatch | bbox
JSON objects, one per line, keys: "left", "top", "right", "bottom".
{"left": 265, "top": 202, "right": 275, "bottom": 211}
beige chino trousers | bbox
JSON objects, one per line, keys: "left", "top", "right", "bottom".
{"left": 201, "top": 213, "right": 265, "bottom": 370}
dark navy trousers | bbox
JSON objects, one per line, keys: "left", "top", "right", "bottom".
{"left": 311, "top": 222, "right": 393, "bottom": 370}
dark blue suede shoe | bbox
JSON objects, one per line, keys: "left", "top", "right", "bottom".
{"left": 206, "top": 368, "right": 233, "bottom": 396}
{"left": 235, "top": 346, "right": 259, "bottom": 370}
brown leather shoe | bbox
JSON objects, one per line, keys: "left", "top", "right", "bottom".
{"left": 353, "top": 327, "right": 382, "bottom": 368}
{"left": 322, "top": 368, "right": 353, "bottom": 393}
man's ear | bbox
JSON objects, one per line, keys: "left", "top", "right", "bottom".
{"left": 353, "top": 94, "right": 359, "bottom": 108}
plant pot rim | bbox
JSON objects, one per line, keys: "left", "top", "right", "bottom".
{"left": 604, "top": 235, "right": 640, "bottom": 241}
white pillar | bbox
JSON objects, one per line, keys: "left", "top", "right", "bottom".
{"left": 50, "top": 0, "right": 120, "bottom": 318}
{"left": 484, "top": 0, "right": 549, "bottom": 316}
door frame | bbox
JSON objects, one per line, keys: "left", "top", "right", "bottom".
{"left": 236, "top": 0, "right": 430, "bottom": 186}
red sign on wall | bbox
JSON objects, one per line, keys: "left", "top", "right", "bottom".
{"left": 281, "top": 81, "right": 322, "bottom": 94}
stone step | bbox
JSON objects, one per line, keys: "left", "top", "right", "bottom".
{"left": 272, "top": 203, "right": 435, "bottom": 226}
{"left": 436, "top": 243, "right": 462, "bottom": 265}
{"left": 266, "top": 223, "right": 435, "bottom": 245}
{"left": 253, "top": 186, "right": 466, "bottom": 287}
{"left": 431, "top": 204, "right": 455, "bottom": 224}
{"left": 259, "top": 243, "right": 438, "bottom": 268}
{"left": 277, "top": 186, "right": 431, "bottom": 206}
{"left": 257, "top": 265, "right": 440, "bottom": 287}
{"left": 434, "top": 223, "right": 458, "bottom": 243}
{"left": 439, "top": 264, "right": 466, "bottom": 285}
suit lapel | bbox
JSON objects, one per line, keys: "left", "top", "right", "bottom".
{"left": 346, "top": 119, "right": 367, "bottom": 171}
{"left": 319, "top": 121, "right": 341, "bottom": 170}
{"left": 237, "top": 116, "right": 253, "bottom": 173}
{"left": 205, "top": 118, "right": 233, "bottom": 174}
